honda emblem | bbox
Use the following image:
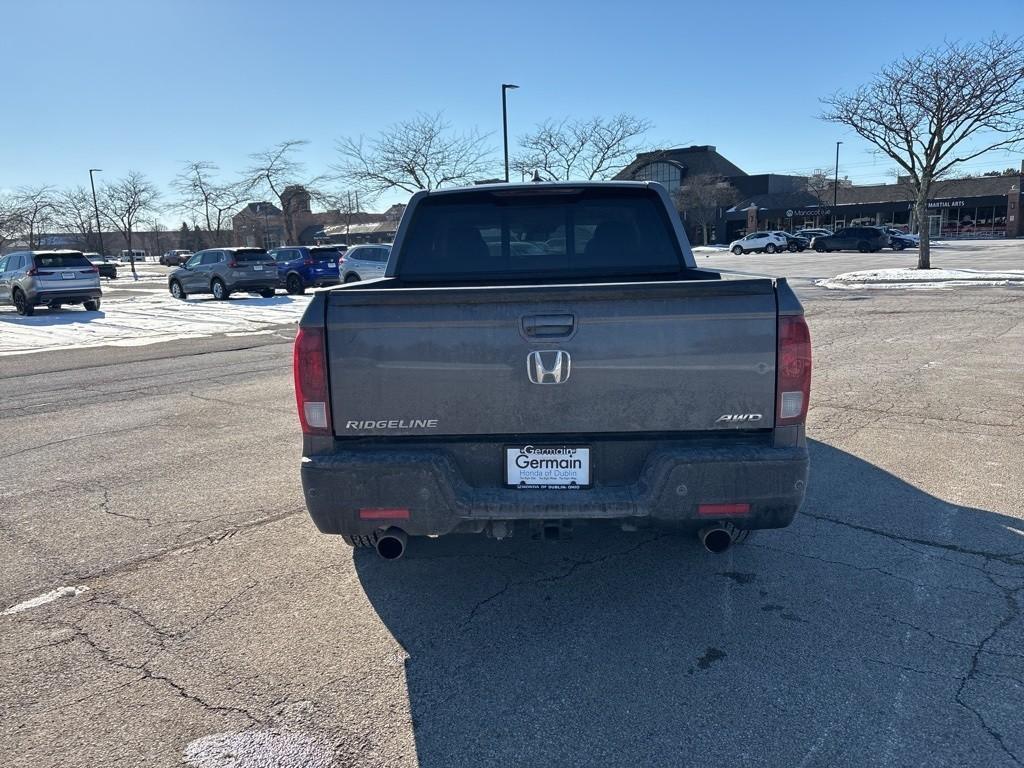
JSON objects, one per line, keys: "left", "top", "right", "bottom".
{"left": 527, "top": 350, "right": 571, "bottom": 384}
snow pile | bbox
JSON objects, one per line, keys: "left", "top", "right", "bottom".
{"left": 184, "top": 730, "right": 336, "bottom": 768}
{"left": 817, "top": 268, "right": 1024, "bottom": 290}
{"left": 0, "top": 293, "right": 310, "bottom": 356}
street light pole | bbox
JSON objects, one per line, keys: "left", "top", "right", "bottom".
{"left": 88, "top": 169, "right": 104, "bottom": 255}
{"left": 501, "top": 83, "right": 519, "bottom": 183}
{"left": 832, "top": 141, "right": 842, "bottom": 229}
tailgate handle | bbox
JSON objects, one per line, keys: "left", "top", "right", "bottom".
{"left": 522, "top": 314, "right": 575, "bottom": 338}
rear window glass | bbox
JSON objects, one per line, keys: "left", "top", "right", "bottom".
{"left": 398, "top": 188, "right": 683, "bottom": 281}
{"left": 309, "top": 247, "right": 343, "bottom": 261}
{"left": 34, "top": 253, "right": 91, "bottom": 268}
{"left": 233, "top": 250, "right": 269, "bottom": 262}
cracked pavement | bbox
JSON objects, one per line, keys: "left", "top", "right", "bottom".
{"left": 1, "top": 264, "right": 1023, "bottom": 767}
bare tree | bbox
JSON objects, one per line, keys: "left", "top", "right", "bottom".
{"left": 173, "top": 161, "right": 247, "bottom": 246}
{"left": 101, "top": 171, "right": 160, "bottom": 279}
{"left": 243, "top": 140, "right": 325, "bottom": 244}
{"left": 803, "top": 170, "right": 851, "bottom": 221}
{"left": 9, "top": 186, "right": 56, "bottom": 248}
{"left": 0, "top": 194, "right": 23, "bottom": 252}
{"left": 336, "top": 113, "right": 494, "bottom": 195}
{"left": 822, "top": 35, "right": 1024, "bottom": 268}
{"left": 55, "top": 187, "right": 100, "bottom": 251}
{"left": 513, "top": 114, "right": 653, "bottom": 181}
{"left": 674, "top": 175, "right": 738, "bottom": 245}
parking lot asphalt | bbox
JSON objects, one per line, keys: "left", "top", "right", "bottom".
{"left": 1, "top": 255, "right": 1023, "bottom": 767}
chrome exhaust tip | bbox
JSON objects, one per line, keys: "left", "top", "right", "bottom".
{"left": 375, "top": 527, "right": 408, "bottom": 560}
{"left": 699, "top": 523, "right": 738, "bottom": 554}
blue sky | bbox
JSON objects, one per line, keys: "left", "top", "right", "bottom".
{"left": 3, "top": 0, "right": 1022, "bottom": 218}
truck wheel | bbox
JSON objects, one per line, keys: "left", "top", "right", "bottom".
{"left": 13, "top": 289, "right": 34, "bottom": 316}
{"left": 259, "top": 288, "right": 275, "bottom": 298}
{"left": 169, "top": 280, "right": 186, "bottom": 300}
{"left": 731, "top": 245, "right": 743, "bottom": 255}
{"left": 787, "top": 242, "right": 798, "bottom": 252}
{"left": 765, "top": 243, "right": 777, "bottom": 254}
{"left": 341, "top": 531, "right": 380, "bottom": 549}
{"left": 211, "top": 278, "right": 229, "bottom": 300}
{"left": 344, "top": 274, "right": 360, "bottom": 283}
{"left": 286, "top": 274, "right": 305, "bottom": 295}
{"left": 84, "top": 299, "right": 101, "bottom": 312}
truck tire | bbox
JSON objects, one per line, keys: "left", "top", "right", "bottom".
{"left": 344, "top": 274, "right": 360, "bottom": 283}
{"left": 286, "top": 274, "right": 304, "bottom": 295}
{"left": 211, "top": 278, "right": 229, "bottom": 300}
{"left": 259, "top": 288, "right": 276, "bottom": 298}
{"left": 13, "top": 289, "right": 34, "bottom": 316}
{"left": 341, "top": 531, "right": 380, "bottom": 549}
{"left": 84, "top": 299, "right": 101, "bottom": 312}
{"left": 170, "top": 279, "right": 186, "bottom": 300}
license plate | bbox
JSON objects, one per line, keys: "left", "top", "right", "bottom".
{"left": 505, "top": 446, "right": 590, "bottom": 489}
{"left": 61, "top": 272, "right": 75, "bottom": 279}
{"left": 252, "top": 265, "right": 263, "bottom": 271}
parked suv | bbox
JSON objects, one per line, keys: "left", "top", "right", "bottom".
{"left": 167, "top": 247, "right": 277, "bottom": 300}
{"left": 270, "top": 245, "right": 344, "bottom": 294}
{"left": 811, "top": 227, "right": 888, "bottom": 253}
{"left": 339, "top": 244, "right": 391, "bottom": 282}
{"left": 160, "top": 249, "right": 192, "bottom": 266}
{"left": 0, "top": 250, "right": 102, "bottom": 316}
{"left": 770, "top": 231, "right": 809, "bottom": 252}
{"left": 728, "top": 231, "right": 787, "bottom": 255}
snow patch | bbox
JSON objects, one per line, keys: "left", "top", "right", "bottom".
{"left": 817, "top": 268, "right": 1024, "bottom": 290}
{"left": 0, "top": 293, "right": 310, "bottom": 356}
{"left": 183, "top": 729, "right": 335, "bottom": 768}
{"left": 2, "top": 585, "right": 89, "bottom": 615}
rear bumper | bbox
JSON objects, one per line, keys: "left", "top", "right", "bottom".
{"left": 30, "top": 287, "right": 102, "bottom": 304}
{"left": 301, "top": 441, "right": 809, "bottom": 537}
{"left": 229, "top": 278, "right": 278, "bottom": 291}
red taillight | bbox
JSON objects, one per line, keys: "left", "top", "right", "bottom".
{"left": 338, "top": 256, "right": 346, "bottom": 265}
{"left": 304, "top": 257, "right": 314, "bottom": 266}
{"left": 86, "top": 266, "right": 99, "bottom": 274}
{"left": 293, "top": 326, "right": 332, "bottom": 435}
{"left": 27, "top": 267, "right": 38, "bottom": 276}
{"left": 776, "top": 315, "right": 811, "bottom": 426}
{"left": 228, "top": 259, "right": 238, "bottom": 268}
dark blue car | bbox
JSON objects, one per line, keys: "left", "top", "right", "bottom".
{"left": 269, "top": 245, "right": 345, "bottom": 295}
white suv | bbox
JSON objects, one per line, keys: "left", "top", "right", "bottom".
{"left": 729, "top": 231, "right": 787, "bottom": 255}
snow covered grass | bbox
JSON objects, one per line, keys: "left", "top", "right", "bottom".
{"left": 0, "top": 291, "right": 310, "bottom": 356}
{"left": 817, "top": 267, "right": 1024, "bottom": 290}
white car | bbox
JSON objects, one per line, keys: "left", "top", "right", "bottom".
{"left": 339, "top": 244, "right": 392, "bottom": 282}
{"left": 729, "top": 231, "right": 788, "bottom": 255}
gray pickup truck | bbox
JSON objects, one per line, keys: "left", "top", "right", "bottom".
{"left": 295, "top": 182, "right": 811, "bottom": 559}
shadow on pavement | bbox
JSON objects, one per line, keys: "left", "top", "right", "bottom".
{"left": 355, "top": 440, "right": 1024, "bottom": 767}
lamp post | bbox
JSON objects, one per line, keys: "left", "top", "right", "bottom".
{"left": 832, "top": 141, "right": 842, "bottom": 229}
{"left": 88, "top": 169, "right": 104, "bottom": 256}
{"left": 501, "top": 83, "right": 519, "bottom": 183}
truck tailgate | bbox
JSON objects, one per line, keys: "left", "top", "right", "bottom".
{"left": 325, "top": 278, "right": 778, "bottom": 437}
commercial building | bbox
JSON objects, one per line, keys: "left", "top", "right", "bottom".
{"left": 614, "top": 146, "right": 1023, "bottom": 243}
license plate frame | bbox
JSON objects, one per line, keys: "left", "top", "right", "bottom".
{"left": 252, "top": 264, "right": 264, "bottom": 271}
{"left": 61, "top": 272, "right": 76, "bottom": 280}
{"left": 504, "top": 445, "right": 591, "bottom": 490}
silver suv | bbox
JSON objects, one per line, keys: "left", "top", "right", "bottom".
{"left": 340, "top": 244, "right": 391, "bottom": 282}
{"left": 167, "top": 247, "right": 278, "bottom": 300}
{"left": 0, "top": 250, "right": 102, "bottom": 316}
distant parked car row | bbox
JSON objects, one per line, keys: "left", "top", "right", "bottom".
{"left": 729, "top": 226, "right": 919, "bottom": 255}
{"left": 165, "top": 244, "right": 392, "bottom": 300}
